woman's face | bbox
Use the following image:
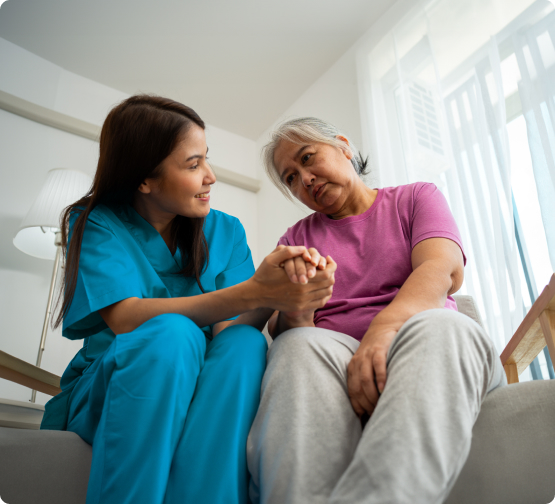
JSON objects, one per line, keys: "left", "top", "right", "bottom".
{"left": 273, "top": 137, "right": 358, "bottom": 215}
{"left": 141, "top": 124, "right": 216, "bottom": 219}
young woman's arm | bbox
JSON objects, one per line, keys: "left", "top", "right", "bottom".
{"left": 215, "top": 247, "right": 334, "bottom": 336}
{"left": 212, "top": 307, "right": 276, "bottom": 336}
{"left": 100, "top": 246, "right": 336, "bottom": 335}
{"left": 266, "top": 248, "right": 332, "bottom": 338}
{"left": 347, "top": 237, "right": 464, "bottom": 417}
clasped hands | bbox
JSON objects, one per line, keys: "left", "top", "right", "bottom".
{"left": 258, "top": 244, "right": 399, "bottom": 419}
{"left": 252, "top": 245, "right": 335, "bottom": 318}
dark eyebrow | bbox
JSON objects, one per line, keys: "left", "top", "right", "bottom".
{"left": 185, "top": 146, "right": 209, "bottom": 162}
{"left": 279, "top": 145, "right": 310, "bottom": 183}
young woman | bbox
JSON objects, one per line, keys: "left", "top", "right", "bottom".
{"left": 247, "top": 117, "right": 506, "bottom": 504}
{"left": 40, "top": 96, "right": 336, "bottom": 504}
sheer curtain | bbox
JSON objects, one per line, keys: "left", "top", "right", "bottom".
{"left": 513, "top": 11, "right": 555, "bottom": 270}
{"left": 357, "top": 0, "right": 555, "bottom": 353}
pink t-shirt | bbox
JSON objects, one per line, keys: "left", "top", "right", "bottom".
{"left": 278, "top": 182, "right": 466, "bottom": 341}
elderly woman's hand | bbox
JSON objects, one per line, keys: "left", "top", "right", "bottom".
{"left": 280, "top": 247, "right": 327, "bottom": 284}
{"left": 347, "top": 321, "right": 399, "bottom": 417}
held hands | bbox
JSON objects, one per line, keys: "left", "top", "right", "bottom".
{"left": 252, "top": 245, "right": 335, "bottom": 314}
{"left": 347, "top": 322, "right": 399, "bottom": 418}
{"left": 279, "top": 247, "right": 329, "bottom": 323}
{"left": 280, "top": 247, "right": 328, "bottom": 285}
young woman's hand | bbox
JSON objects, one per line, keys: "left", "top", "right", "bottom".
{"left": 280, "top": 247, "right": 327, "bottom": 284}
{"left": 251, "top": 245, "right": 336, "bottom": 313}
{"left": 346, "top": 322, "right": 398, "bottom": 418}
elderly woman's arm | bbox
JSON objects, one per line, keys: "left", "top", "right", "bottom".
{"left": 347, "top": 237, "right": 464, "bottom": 417}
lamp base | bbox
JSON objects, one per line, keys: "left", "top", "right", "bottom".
{"left": 30, "top": 234, "right": 62, "bottom": 403}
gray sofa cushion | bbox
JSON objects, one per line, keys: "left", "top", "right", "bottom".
{"left": 2, "top": 383, "right": 553, "bottom": 504}
{"left": 452, "top": 294, "right": 485, "bottom": 329}
{"left": 0, "top": 426, "right": 91, "bottom": 504}
{"left": 446, "top": 380, "right": 555, "bottom": 504}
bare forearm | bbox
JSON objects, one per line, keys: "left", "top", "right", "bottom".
{"left": 102, "top": 246, "right": 337, "bottom": 336}
{"left": 102, "top": 279, "right": 260, "bottom": 335}
{"left": 370, "top": 260, "right": 456, "bottom": 332}
{"left": 225, "top": 307, "right": 276, "bottom": 332}
{"left": 270, "top": 311, "right": 315, "bottom": 339}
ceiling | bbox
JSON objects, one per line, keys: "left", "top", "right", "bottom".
{"left": 0, "top": 0, "right": 394, "bottom": 140}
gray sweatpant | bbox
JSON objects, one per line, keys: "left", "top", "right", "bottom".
{"left": 247, "top": 309, "right": 506, "bottom": 504}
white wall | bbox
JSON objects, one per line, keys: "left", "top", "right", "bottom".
{"left": 255, "top": 45, "right": 364, "bottom": 261}
{"left": 253, "top": 0, "right": 419, "bottom": 262}
{"left": 0, "top": 37, "right": 259, "bottom": 404}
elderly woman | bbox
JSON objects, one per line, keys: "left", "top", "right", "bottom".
{"left": 247, "top": 118, "right": 506, "bottom": 504}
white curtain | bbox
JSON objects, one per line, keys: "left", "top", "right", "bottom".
{"left": 513, "top": 12, "right": 555, "bottom": 270}
{"left": 357, "top": 0, "right": 555, "bottom": 352}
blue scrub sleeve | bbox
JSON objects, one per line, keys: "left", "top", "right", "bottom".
{"left": 215, "top": 219, "right": 255, "bottom": 291}
{"left": 63, "top": 211, "right": 144, "bottom": 340}
{"left": 209, "top": 219, "right": 255, "bottom": 328}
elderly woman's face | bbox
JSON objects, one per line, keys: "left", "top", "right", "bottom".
{"left": 273, "top": 138, "right": 358, "bottom": 215}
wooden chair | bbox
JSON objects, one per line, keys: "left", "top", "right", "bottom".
{"left": 0, "top": 350, "right": 62, "bottom": 399}
{"left": 501, "top": 273, "right": 555, "bottom": 384}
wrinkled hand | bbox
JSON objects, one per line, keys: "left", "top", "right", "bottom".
{"left": 252, "top": 245, "right": 336, "bottom": 313}
{"left": 280, "top": 247, "right": 327, "bottom": 284}
{"left": 347, "top": 323, "right": 399, "bottom": 417}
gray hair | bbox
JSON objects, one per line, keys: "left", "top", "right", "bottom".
{"left": 262, "top": 117, "right": 369, "bottom": 200}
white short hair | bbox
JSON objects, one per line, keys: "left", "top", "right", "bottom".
{"left": 262, "top": 117, "right": 368, "bottom": 200}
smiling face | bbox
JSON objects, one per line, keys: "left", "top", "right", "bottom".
{"left": 136, "top": 124, "right": 216, "bottom": 222}
{"left": 273, "top": 137, "right": 361, "bottom": 217}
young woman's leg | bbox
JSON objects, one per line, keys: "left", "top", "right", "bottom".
{"left": 67, "top": 313, "right": 206, "bottom": 504}
{"left": 163, "top": 324, "right": 267, "bottom": 504}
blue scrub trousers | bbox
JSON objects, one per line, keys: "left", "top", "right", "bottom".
{"left": 66, "top": 314, "right": 267, "bottom": 504}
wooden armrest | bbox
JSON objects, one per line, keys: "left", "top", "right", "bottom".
{"left": 500, "top": 273, "right": 555, "bottom": 384}
{"left": 0, "top": 350, "right": 62, "bottom": 396}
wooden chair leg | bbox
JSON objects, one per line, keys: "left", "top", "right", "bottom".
{"left": 540, "top": 309, "right": 555, "bottom": 369}
{"left": 504, "top": 362, "right": 519, "bottom": 384}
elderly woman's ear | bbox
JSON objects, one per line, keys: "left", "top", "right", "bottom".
{"left": 336, "top": 135, "right": 354, "bottom": 160}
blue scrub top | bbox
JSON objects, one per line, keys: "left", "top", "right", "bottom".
{"left": 41, "top": 203, "right": 255, "bottom": 430}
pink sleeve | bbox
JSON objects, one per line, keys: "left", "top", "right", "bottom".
{"left": 410, "top": 183, "right": 466, "bottom": 265}
{"left": 277, "top": 234, "right": 290, "bottom": 247}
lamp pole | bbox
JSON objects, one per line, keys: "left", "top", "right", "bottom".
{"left": 30, "top": 231, "right": 62, "bottom": 403}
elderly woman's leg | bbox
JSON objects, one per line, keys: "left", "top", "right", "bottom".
{"left": 247, "top": 309, "right": 505, "bottom": 504}
{"left": 328, "top": 309, "right": 505, "bottom": 504}
{"left": 247, "top": 327, "right": 362, "bottom": 504}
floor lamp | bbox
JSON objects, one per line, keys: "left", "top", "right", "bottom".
{"left": 13, "top": 168, "right": 92, "bottom": 403}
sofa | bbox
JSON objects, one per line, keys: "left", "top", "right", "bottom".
{"left": 1, "top": 286, "right": 554, "bottom": 504}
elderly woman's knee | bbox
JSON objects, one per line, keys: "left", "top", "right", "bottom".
{"left": 268, "top": 327, "right": 330, "bottom": 366}
{"left": 397, "top": 308, "right": 492, "bottom": 353}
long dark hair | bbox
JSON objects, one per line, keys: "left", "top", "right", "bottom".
{"left": 54, "top": 95, "right": 209, "bottom": 328}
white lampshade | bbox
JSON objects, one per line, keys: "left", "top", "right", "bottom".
{"left": 13, "top": 168, "right": 93, "bottom": 260}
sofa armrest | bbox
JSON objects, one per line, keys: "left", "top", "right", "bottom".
{"left": 0, "top": 350, "right": 61, "bottom": 396}
{"left": 500, "top": 273, "right": 555, "bottom": 384}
